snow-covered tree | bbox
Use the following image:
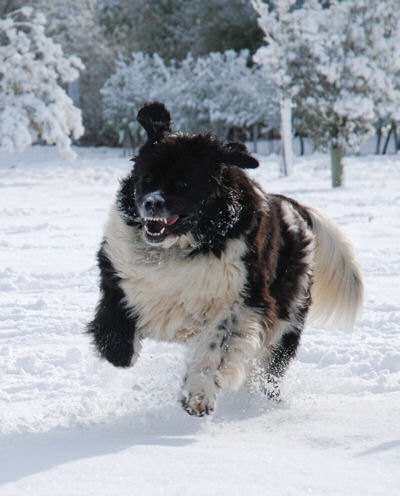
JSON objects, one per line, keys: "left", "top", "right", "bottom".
{"left": 0, "top": 1, "right": 24, "bottom": 17}
{"left": 101, "top": 50, "right": 279, "bottom": 148}
{"left": 29, "top": 0, "right": 116, "bottom": 144}
{"left": 253, "top": 0, "right": 400, "bottom": 186}
{"left": 193, "top": 50, "right": 279, "bottom": 139}
{"left": 0, "top": 7, "right": 84, "bottom": 156}
{"left": 101, "top": 52, "right": 172, "bottom": 148}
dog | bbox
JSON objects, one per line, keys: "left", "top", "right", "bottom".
{"left": 87, "top": 102, "right": 363, "bottom": 416}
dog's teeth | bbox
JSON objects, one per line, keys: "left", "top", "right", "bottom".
{"left": 145, "top": 217, "right": 169, "bottom": 223}
{"left": 143, "top": 217, "right": 172, "bottom": 240}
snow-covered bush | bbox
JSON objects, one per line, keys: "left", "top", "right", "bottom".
{"left": 191, "top": 50, "right": 279, "bottom": 136}
{"left": 101, "top": 49, "right": 279, "bottom": 147}
{"left": 253, "top": 0, "right": 400, "bottom": 186}
{"left": 101, "top": 52, "right": 171, "bottom": 147}
{"left": 166, "top": 50, "right": 278, "bottom": 137}
{"left": 0, "top": 7, "right": 84, "bottom": 157}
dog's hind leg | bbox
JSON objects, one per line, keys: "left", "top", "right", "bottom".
{"left": 263, "top": 296, "right": 310, "bottom": 399}
{"left": 181, "top": 306, "right": 265, "bottom": 416}
{"left": 263, "top": 329, "right": 302, "bottom": 400}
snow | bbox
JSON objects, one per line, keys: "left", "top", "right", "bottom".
{"left": 0, "top": 145, "right": 399, "bottom": 495}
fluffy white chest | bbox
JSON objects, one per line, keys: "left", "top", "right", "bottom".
{"left": 103, "top": 205, "right": 248, "bottom": 341}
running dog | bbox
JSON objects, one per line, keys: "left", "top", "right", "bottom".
{"left": 87, "top": 102, "right": 363, "bottom": 416}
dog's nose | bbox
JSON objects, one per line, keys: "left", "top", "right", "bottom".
{"left": 141, "top": 192, "right": 166, "bottom": 217}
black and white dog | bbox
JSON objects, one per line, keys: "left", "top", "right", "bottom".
{"left": 88, "top": 102, "right": 363, "bottom": 416}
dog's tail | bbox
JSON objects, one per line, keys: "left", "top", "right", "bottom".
{"left": 306, "top": 207, "right": 364, "bottom": 329}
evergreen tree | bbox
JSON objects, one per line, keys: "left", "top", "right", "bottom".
{"left": 0, "top": 7, "right": 84, "bottom": 156}
{"left": 30, "top": 0, "right": 117, "bottom": 144}
{"left": 98, "top": 0, "right": 189, "bottom": 62}
{"left": 180, "top": 0, "right": 264, "bottom": 57}
{"left": 0, "top": 0, "right": 25, "bottom": 17}
{"left": 98, "top": 0, "right": 264, "bottom": 61}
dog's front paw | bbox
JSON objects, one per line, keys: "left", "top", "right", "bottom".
{"left": 180, "top": 373, "right": 219, "bottom": 417}
{"left": 181, "top": 390, "right": 215, "bottom": 417}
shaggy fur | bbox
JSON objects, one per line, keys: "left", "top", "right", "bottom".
{"left": 87, "top": 102, "right": 363, "bottom": 416}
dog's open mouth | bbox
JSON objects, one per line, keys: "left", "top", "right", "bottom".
{"left": 143, "top": 215, "right": 180, "bottom": 243}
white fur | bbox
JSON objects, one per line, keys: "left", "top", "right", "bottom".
{"left": 104, "top": 204, "right": 249, "bottom": 341}
{"left": 307, "top": 207, "right": 364, "bottom": 329}
{"left": 103, "top": 204, "right": 273, "bottom": 413}
{"left": 180, "top": 305, "right": 266, "bottom": 414}
{"left": 103, "top": 199, "right": 363, "bottom": 414}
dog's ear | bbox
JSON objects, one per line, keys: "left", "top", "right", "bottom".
{"left": 218, "top": 141, "right": 259, "bottom": 169}
{"left": 137, "top": 102, "right": 171, "bottom": 142}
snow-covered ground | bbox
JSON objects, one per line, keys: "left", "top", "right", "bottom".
{"left": 0, "top": 146, "right": 399, "bottom": 495}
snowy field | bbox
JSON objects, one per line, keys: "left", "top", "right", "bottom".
{"left": 0, "top": 145, "right": 399, "bottom": 495}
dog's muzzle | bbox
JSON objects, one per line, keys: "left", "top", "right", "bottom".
{"left": 140, "top": 192, "right": 180, "bottom": 243}
{"left": 141, "top": 191, "right": 167, "bottom": 218}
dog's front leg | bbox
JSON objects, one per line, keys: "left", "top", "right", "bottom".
{"left": 181, "top": 310, "right": 264, "bottom": 416}
{"left": 87, "top": 244, "right": 141, "bottom": 367}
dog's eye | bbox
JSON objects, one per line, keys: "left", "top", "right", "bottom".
{"left": 143, "top": 177, "right": 153, "bottom": 185}
{"left": 176, "top": 180, "right": 188, "bottom": 190}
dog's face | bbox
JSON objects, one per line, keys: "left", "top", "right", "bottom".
{"left": 133, "top": 136, "right": 218, "bottom": 246}
{"left": 119, "top": 102, "right": 259, "bottom": 250}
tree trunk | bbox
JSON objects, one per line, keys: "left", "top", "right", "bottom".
{"left": 299, "top": 135, "right": 305, "bottom": 156}
{"left": 127, "top": 127, "right": 135, "bottom": 151}
{"left": 252, "top": 123, "right": 258, "bottom": 153}
{"left": 393, "top": 122, "right": 399, "bottom": 152}
{"left": 382, "top": 124, "right": 393, "bottom": 155}
{"left": 331, "top": 144, "right": 344, "bottom": 188}
{"left": 280, "top": 97, "right": 293, "bottom": 176}
{"left": 232, "top": 127, "right": 239, "bottom": 142}
{"left": 376, "top": 127, "right": 382, "bottom": 155}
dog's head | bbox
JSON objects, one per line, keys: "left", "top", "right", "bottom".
{"left": 118, "top": 102, "right": 259, "bottom": 252}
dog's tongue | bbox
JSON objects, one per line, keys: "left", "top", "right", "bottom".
{"left": 151, "top": 219, "right": 165, "bottom": 232}
{"left": 166, "top": 215, "right": 179, "bottom": 226}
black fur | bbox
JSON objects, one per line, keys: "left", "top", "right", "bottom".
{"left": 87, "top": 244, "right": 138, "bottom": 367}
{"left": 87, "top": 102, "right": 322, "bottom": 414}
{"left": 119, "top": 120, "right": 260, "bottom": 255}
{"left": 137, "top": 101, "right": 171, "bottom": 143}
